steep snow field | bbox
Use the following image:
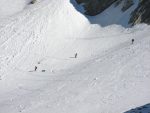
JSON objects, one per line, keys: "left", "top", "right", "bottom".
{"left": 0, "top": 0, "right": 150, "bottom": 113}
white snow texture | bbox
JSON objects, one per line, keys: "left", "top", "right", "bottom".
{"left": 0, "top": 0, "right": 150, "bottom": 113}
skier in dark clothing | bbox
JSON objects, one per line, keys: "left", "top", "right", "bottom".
{"left": 131, "top": 39, "right": 134, "bottom": 44}
{"left": 35, "top": 66, "right": 37, "bottom": 71}
{"left": 75, "top": 53, "right": 77, "bottom": 58}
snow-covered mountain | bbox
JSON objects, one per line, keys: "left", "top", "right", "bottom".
{"left": 0, "top": 0, "right": 150, "bottom": 113}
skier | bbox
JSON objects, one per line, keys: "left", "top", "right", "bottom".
{"left": 131, "top": 39, "right": 134, "bottom": 44}
{"left": 35, "top": 66, "right": 37, "bottom": 71}
{"left": 75, "top": 53, "right": 77, "bottom": 58}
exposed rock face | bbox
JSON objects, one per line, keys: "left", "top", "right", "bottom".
{"left": 121, "top": 0, "right": 134, "bottom": 11}
{"left": 114, "top": 0, "right": 134, "bottom": 12}
{"left": 75, "top": 0, "right": 150, "bottom": 25}
{"left": 76, "top": 0, "right": 135, "bottom": 16}
{"left": 129, "top": 0, "right": 150, "bottom": 25}
{"left": 76, "top": 0, "right": 118, "bottom": 16}
{"left": 30, "top": 0, "right": 37, "bottom": 4}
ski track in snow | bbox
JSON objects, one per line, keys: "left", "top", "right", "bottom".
{"left": 0, "top": 0, "right": 150, "bottom": 113}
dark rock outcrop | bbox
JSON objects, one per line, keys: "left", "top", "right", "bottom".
{"left": 129, "top": 0, "right": 150, "bottom": 25}
{"left": 30, "top": 0, "right": 37, "bottom": 4}
{"left": 115, "top": 0, "right": 134, "bottom": 12}
{"left": 124, "top": 103, "right": 150, "bottom": 113}
{"left": 75, "top": 0, "right": 150, "bottom": 25}
{"left": 76, "top": 0, "right": 118, "bottom": 16}
{"left": 75, "top": 0, "right": 135, "bottom": 16}
{"left": 121, "top": 0, "right": 134, "bottom": 12}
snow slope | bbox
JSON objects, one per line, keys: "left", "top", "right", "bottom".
{"left": 0, "top": 0, "right": 32, "bottom": 18}
{"left": 0, "top": 0, "right": 150, "bottom": 113}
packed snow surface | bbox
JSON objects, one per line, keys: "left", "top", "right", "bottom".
{"left": 0, "top": 0, "right": 31, "bottom": 18}
{"left": 0, "top": 0, "right": 150, "bottom": 113}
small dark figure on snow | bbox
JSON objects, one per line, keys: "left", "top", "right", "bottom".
{"left": 75, "top": 53, "right": 78, "bottom": 58}
{"left": 131, "top": 39, "right": 134, "bottom": 44}
{"left": 35, "top": 66, "right": 37, "bottom": 71}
